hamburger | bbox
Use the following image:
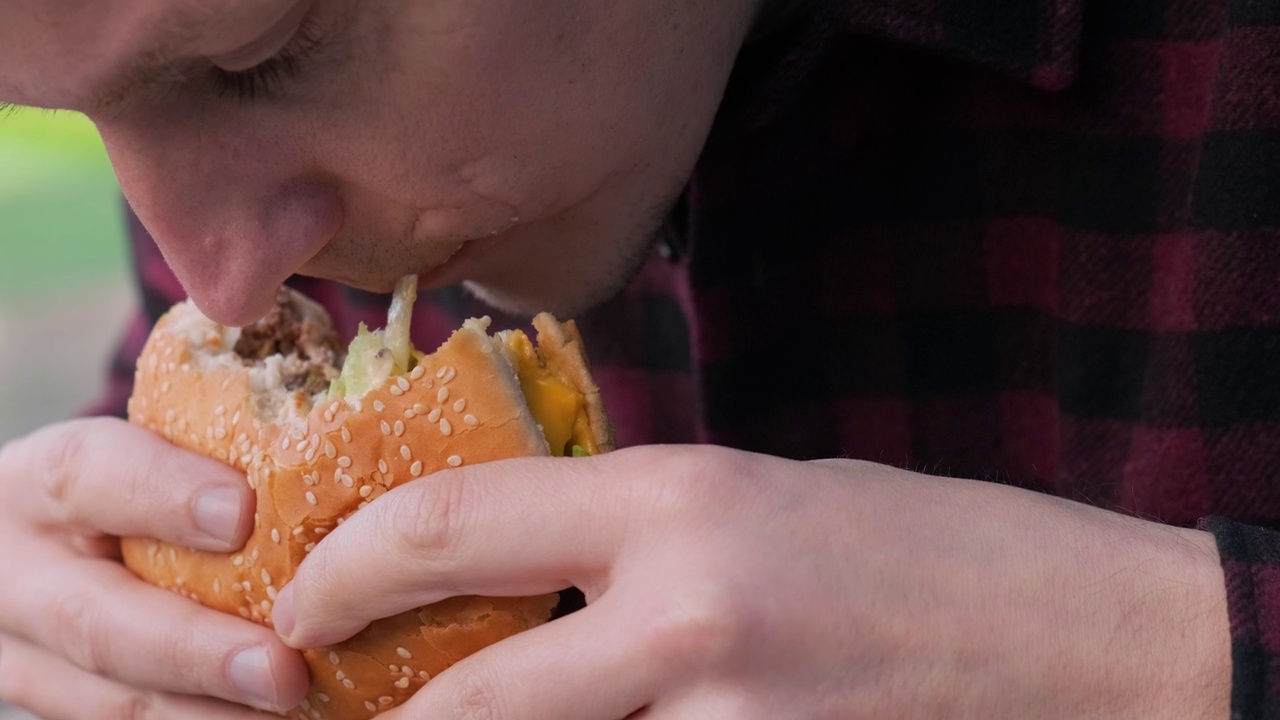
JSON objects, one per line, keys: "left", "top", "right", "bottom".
{"left": 121, "top": 276, "right": 613, "bottom": 719}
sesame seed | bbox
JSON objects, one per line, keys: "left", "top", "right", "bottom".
{"left": 260, "top": 569, "right": 271, "bottom": 584}
{"left": 324, "top": 440, "right": 336, "bottom": 458}
{"left": 305, "top": 542, "right": 317, "bottom": 552}
{"left": 359, "top": 485, "right": 372, "bottom": 498}
{"left": 323, "top": 409, "right": 334, "bottom": 423}
{"left": 397, "top": 377, "right": 411, "bottom": 392}
{"left": 400, "top": 445, "right": 412, "bottom": 460}
{"left": 396, "top": 647, "right": 412, "bottom": 659}
{"left": 337, "top": 455, "right": 352, "bottom": 468}
{"left": 281, "top": 436, "right": 291, "bottom": 451}
{"left": 453, "top": 398, "right": 466, "bottom": 412}
{"left": 304, "top": 446, "right": 317, "bottom": 463}
{"left": 334, "top": 468, "right": 344, "bottom": 482}
{"left": 271, "top": 528, "right": 281, "bottom": 543}
{"left": 251, "top": 548, "right": 259, "bottom": 562}
{"left": 389, "top": 664, "right": 400, "bottom": 672}
{"left": 464, "top": 413, "right": 479, "bottom": 426}
{"left": 447, "top": 455, "right": 463, "bottom": 467}
{"left": 232, "top": 583, "right": 243, "bottom": 592}
{"left": 161, "top": 381, "right": 171, "bottom": 393}
{"left": 410, "top": 460, "right": 423, "bottom": 476}
{"left": 440, "top": 418, "right": 452, "bottom": 436}
{"left": 342, "top": 474, "right": 354, "bottom": 488}
{"left": 427, "top": 407, "right": 442, "bottom": 422}
{"left": 395, "top": 677, "right": 410, "bottom": 689}
{"left": 329, "top": 651, "right": 341, "bottom": 665}
{"left": 365, "top": 701, "right": 377, "bottom": 712}
{"left": 358, "top": 500, "right": 369, "bottom": 509}
{"left": 436, "top": 366, "right": 448, "bottom": 379}
{"left": 239, "top": 607, "right": 251, "bottom": 618}
{"left": 233, "top": 555, "right": 244, "bottom": 567}
{"left": 231, "top": 410, "right": 241, "bottom": 426}
{"left": 379, "top": 696, "right": 394, "bottom": 704}
{"left": 342, "top": 678, "right": 355, "bottom": 690}
{"left": 214, "top": 405, "right": 226, "bottom": 416}
{"left": 395, "top": 420, "right": 405, "bottom": 436}
{"left": 437, "top": 386, "right": 450, "bottom": 403}
{"left": 335, "top": 669, "right": 346, "bottom": 680}
{"left": 315, "top": 527, "right": 329, "bottom": 535}
{"left": 316, "top": 693, "right": 330, "bottom": 702}
{"left": 404, "top": 408, "right": 416, "bottom": 419}
{"left": 213, "top": 579, "right": 221, "bottom": 594}
{"left": 214, "top": 427, "right": 227, "bottom": 440}
{"left": 419, "top": 670, "right": 430, "bottom": 680}
{"left": 381, "top": 420, "right": 392, "bottom": 436}
{"left": 374, "top": 400, "right": 386, "bottom": 412}
{"left": 267, "top": 585, "right": 277, "bottom": 600}
{"left": 260, "top": 599, "right": 272, "bottom": 611}
{"left": 389, "top": 384, "right": 404, "bottom": 396}
{"left": 413, "top": 403, "right": 429, "bottom": 415}
{"left": 341, "top": 426, "right": 352, "bottom": 443}
{"left": 295, "top": 439, "right": 308, "bottom": 452}
{"left": 305, "top": 491, "right": 317, "bottom": 505}
{"left": 165, "top": 409, "right": 176, "bottom": 423}
{"left": 410, "top": 366, "right": 426, "bottom": 381}
{"left": 378, "top": 459, "right": 389, "bottom": 474}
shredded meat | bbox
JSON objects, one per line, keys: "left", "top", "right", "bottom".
{"left": 234, "top": 287, "right": 343, "bottom": 393}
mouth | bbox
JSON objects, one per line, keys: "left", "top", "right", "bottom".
{"left": 414, "top": 231, "right": 509, "bottom": 289}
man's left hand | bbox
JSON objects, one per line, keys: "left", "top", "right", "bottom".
{"left": 271, "top": 445, "right": 1231, "bottom": 719}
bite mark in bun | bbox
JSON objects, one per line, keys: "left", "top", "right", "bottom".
{"left": 121, "top": 277, "right": 613, "bottom": 719}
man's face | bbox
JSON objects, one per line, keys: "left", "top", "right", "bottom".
{"left": 0, "top": 0, "right": 756, "bottom": 325}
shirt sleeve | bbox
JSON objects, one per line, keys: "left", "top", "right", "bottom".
{"left": 78, "top": 201, "right": 188, "bottom": 419}
{"left": 1203, "top": 517, "right": 1280, "bottom": 719}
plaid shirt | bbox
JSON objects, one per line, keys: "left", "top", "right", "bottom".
{"left": 89, "top": 0, "right": 1280, "bottom": 715}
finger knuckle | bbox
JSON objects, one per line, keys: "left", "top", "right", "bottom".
{"left": 49, "top": 588, "right": 114, "bottom": 676}
{"left": 109, "top": 690, "right": 161, "bottom": 720}
{"left": 450, "top": 670, "right": 506, "bottom": 720}
{"left": 395, "top": 475, "right": 476, "bottom": 562}
{"left": 642, "top": 580, "right": 745, "bottom": 674}
{"left": 40, "top": 425, "right": 92, "bottom": 526}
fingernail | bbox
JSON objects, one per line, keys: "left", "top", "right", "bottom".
{"left": 272, "top": 584, "right": 296, "bottom": 642}
{"left": 228, "top": 646, "right": 280, "bottom": 709}
{"left": 195, "top": 486, "right": 244, "bottom": 544}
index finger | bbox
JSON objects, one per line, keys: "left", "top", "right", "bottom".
{"left": 0, "top": 417, "right": 254, "bottom": 551}
{"left": 273, "top": 447, "right": 675, "bottom": 649}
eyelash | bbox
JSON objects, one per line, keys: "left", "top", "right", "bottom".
{"left": 211, "top": 15, "right": 325, "bottom": 102}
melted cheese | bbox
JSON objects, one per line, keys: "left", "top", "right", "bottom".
{"left": 504, "top": 331, "right": 595, "bottom": 457}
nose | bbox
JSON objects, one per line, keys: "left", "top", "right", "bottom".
{"left": 96, "top": 115, "right": 343, "bottom": 327}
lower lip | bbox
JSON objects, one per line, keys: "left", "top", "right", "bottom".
{"left": 415, "top": 232, "right": 505, "bottom": 289}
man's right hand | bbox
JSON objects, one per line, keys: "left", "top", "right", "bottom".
{"left": 0, "top": 418, "right": 310, "bottom": 719}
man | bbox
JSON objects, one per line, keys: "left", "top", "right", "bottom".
{"left": 0, "top": 0, "right": 1275, "bottom": 717}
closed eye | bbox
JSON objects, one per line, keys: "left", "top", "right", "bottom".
{"left": 212, "top": 14, "right": 325, "bottom": 102}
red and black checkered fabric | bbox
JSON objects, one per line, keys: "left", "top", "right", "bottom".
{"left": 89, "top": 1, "right": 1280, "bottom": 714}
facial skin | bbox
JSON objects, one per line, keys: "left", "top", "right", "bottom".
{"left": 0, "top": 0, "right": 759, "bottom": 326}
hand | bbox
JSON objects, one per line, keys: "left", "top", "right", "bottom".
{"left": 272, "top": 445, "right": 1232, "bottom": 719}
{"left": 0, "top": 418, "right": 310, "bottom": 719}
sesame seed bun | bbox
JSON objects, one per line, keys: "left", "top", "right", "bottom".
{"left": 121, "top": 289, "right": 612, "bottom": 719}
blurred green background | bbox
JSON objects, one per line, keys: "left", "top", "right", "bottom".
{"left": 0, "top": 108, "right": 134, "bottom": 459}
{"left": 0, "top": 107, "right": 128, "bottom": 298}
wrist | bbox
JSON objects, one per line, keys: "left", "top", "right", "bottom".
{"left": 1120, "top": 526, "right": 1231, "bottom": 720}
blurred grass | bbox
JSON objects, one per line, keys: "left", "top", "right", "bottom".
{"left": 0, "top": 107, "right": 128, "bottom": 300}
